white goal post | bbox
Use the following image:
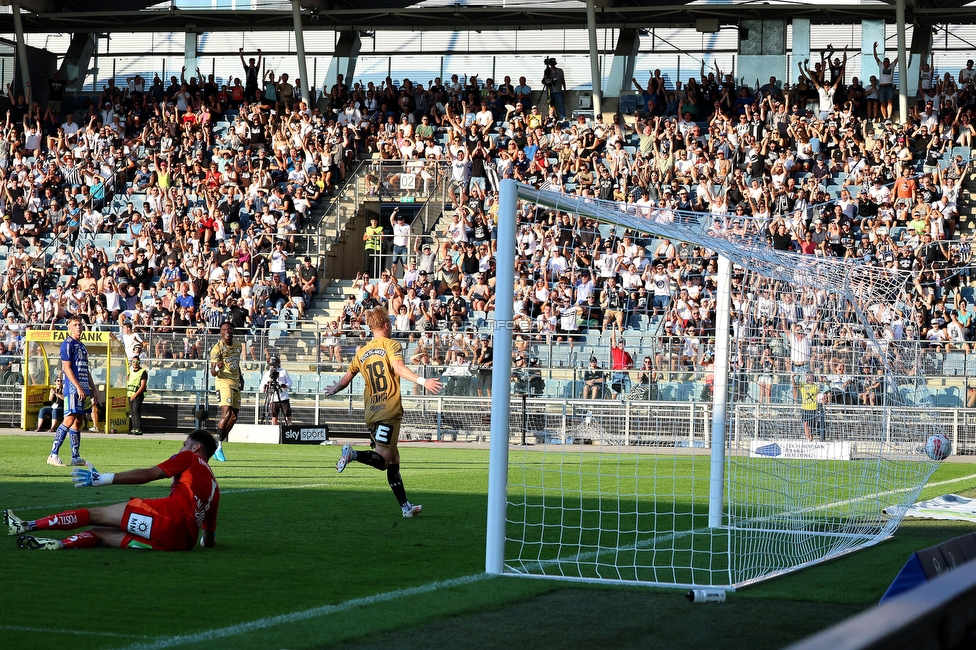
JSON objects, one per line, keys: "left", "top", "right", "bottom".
{"left": 486, "top": 179, "right": 954, "bottom": 588}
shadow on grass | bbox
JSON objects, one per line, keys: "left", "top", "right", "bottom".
{"left": 0, "top": 480, "right": 489, "bottom": 650}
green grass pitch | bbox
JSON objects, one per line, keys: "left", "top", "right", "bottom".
{"left": 2, "top": 435, "right": 976, "bottom": 650}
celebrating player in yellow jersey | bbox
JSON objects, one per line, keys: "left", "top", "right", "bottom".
{"left": 209, "top": 322, "right": 244, "bottom": 462}
{"left": 327, "top": 307, "right": 443, "bottom": 517}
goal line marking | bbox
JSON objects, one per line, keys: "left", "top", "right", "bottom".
{"left": 111, "top": 574, "right": 488, "bottom": 650}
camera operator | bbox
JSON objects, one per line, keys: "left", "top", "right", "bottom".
{"left": 541, "top": 57, "right": 567, "bottom": 119}
{"left": 259, "top": 354, "right": 293, "bottom": 425}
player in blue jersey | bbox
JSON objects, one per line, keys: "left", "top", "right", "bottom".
{"left": 49, "top": 315, "right": 100, "bottom": 467}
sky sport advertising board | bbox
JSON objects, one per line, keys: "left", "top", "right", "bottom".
{"left": 280, "top": 425, "right": 329, "bottom": 444}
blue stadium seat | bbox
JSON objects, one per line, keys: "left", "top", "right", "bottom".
{"left": 676, "top": 383, "right": 698, "bottom": 402}
{"left": 243, "top": 372, "right": 261, "bottom": 391}
{"left": 147, "top": 369, "right": 167, "bottom": 390}
{"left": 298, "top": 374, "right": 319, "bottom": 393}
{"left": 934, "top": 388, "right": 962, "bottom": 408}
{"left": 659, "top": 382, "right": 677, "bottom": 401}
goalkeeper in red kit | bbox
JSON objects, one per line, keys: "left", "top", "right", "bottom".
{"left": 4, "top": 430, "right": 220, "bottom": 551}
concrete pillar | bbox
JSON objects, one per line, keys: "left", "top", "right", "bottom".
{"left": 60, "top": 34, "right": 97, "bottom": 93}
{"left": 585, "top": 0, "right": 602, "bottom": 116}
{"left": 791, "top": 18, "right": 811, "bottom": 85}
{"left": 324, "top": 31, "right": 362, "bottom": 97}
{"left": 896, "top": 0, "right": 908, "bottom": 121}
{"left": 184, "top": 32, "right": 198, "bottom": 81}
{"left": 11, "top": 3, "right": 32, "bottom": 102}
{"left": 292, "top": 0, "right": 311, "bottom": 107}
{"left": 605, "top": 28, "right": 641, "bottom": 99}
{"left": 861, "top": 19, "right": 886, "bottom": 86}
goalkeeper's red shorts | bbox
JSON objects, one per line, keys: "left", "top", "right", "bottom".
{"left": 120, "top": 497, "right": 196, "bottom": 551}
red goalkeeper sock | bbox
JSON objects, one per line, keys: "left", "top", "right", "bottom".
{"left": 33, "top": 509, "right": 90, "bottom": 531}
{"left": 59, "top": 531, "right": 97, "bottom": 549}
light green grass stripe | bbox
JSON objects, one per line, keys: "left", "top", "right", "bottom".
{"left": 9, "top": 482, "right": 335, "bottom": 513}
{"left": 113, "top": 574, "right": 489, "bottom": 650}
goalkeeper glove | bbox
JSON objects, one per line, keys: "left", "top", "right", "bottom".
{"left": 70, "top": 464, "right": 115, "bottom": 488}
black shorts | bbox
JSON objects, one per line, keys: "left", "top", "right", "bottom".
{"left": 270, "top": 399, "right": 292, "bottom": 418}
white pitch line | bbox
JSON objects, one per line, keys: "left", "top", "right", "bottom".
{"left": 112, "top": 574, "right": 489, "bottom": 650}
{"left": 925, "top": 471, "right": 976, "bottom": 490}
{"left": 0, "top": 625, "right": 148, "bottom": 638}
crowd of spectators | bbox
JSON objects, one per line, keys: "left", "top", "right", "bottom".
{"left": 0, "top": 50, "right": 338, "bottom": 362}
{"left": 329, "top": 50, "right": 976, "bottom": 402}
{"left": 1, "top": 46, "right": 975, "bottom": 404}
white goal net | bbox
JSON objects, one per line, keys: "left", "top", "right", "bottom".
{"left": 489, "top": 181, "right": 959, "bottom": 588}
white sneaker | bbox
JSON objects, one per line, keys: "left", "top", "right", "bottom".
{"left": 47, "top": 454, "right": 65, "bottom": 467}
{"left": 402, "top": 503, "right": 423, "bottom": 518}
{"left": 4, "top": 509, "right": 28, "bottom": 536}
{"left": 70, "top": 457, "right": 88, "bottom": 467}
{"left": 336, "top": 444, "right": 353, "bottom": 473}
{"left": 88, "top": 427, "right": 99, "bottom": 433}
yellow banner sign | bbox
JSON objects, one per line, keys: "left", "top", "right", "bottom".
{"left": 26, "top": 330, "right": 113, "bottom": 344}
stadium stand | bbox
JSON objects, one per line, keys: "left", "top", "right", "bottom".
{"left": 0, "top": 38, "right": 974, "bottom": 410}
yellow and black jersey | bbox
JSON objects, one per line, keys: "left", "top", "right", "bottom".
{"left": 799, "top": 382, "right": 820, "bottom": 411}
{"left": 210, "top": 340, "right": 244, "bottom": 382}
{"left": 349, "top": 337, "right": 404, "bottom": 427}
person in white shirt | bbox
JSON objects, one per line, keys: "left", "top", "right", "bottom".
{"left": 259, "top": 355, "right": 293, "bottom": 425}
{"left": 269, "top": 241, "right": 288, "bottom": 280}
{"left": 390, "top": 208, "right": 411, "bottom": 278}
{"left": 61, "top": 114, "right": 80, "bottom": 143}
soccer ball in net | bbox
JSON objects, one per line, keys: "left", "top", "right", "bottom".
{"left": 925, "top": 433, "right": 952, "bottom": 461}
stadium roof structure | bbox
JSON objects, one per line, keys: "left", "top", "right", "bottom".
{"left": 2, "top": 0, "right": 976, "bottom": 34}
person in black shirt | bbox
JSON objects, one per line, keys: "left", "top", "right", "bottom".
{"left": 769, "top": 219, "right": 794, "bottom": 251}
{"left": 213, "top": 240, "right": 234, "bottom": 268}
{"left": 226, "top": 297, "right": 248, "bottom": 331}
{"left": 446, "top": 288, "right": 469, "bottom": 327}
{"left": 128, "top": 249, "right": 153, "bottom": 290}
{"left": 474, "top": 336, "right": 494, "bottom": 397}
{"left": 240, "top": 48, "right": 262, "bottom": 98}
{"left": 582, "top": 357, "right": 606, "bottom": 399}
{"left": 597, "top": 167, "right": 614, "bottom": 201}
{"left": 45, "top": 71, "right": 76, "bottom": 114}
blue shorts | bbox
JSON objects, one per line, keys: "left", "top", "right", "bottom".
{"left": 64, "top": 389, "right": 93, "bottom": 416}
{"left": 392, "top": 245, "right": 408, "bottom": 265}
{"left": 879, "top": 85, "right": 894, "bottom": 103}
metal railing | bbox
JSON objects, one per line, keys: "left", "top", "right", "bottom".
{"left": 5, "top": 388, "right": 976, "bottom": 457}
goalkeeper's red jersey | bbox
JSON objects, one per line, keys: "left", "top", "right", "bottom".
{"left": 156, "top": 450, "right": 221, "bottom": 535}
